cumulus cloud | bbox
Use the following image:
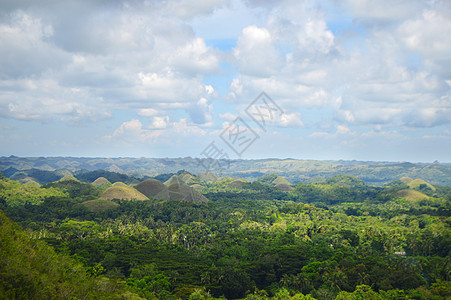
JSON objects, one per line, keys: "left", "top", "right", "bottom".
{"left": 219, "top": 112, "right": 238, "bottom": 121}
{"left": 0, "top": 11, "right": 69, "bottom": 78}
{"left": 233, "top": 25, "right": 285, "bottom": 77}
{"left": 111, "top": 116, "right": 206, "bottom": 144}
{"left": 0, "top": 0, "right": 223, "bottom": 124}
{"left": 138, "top": 108, "right": 158, "bottom": 117}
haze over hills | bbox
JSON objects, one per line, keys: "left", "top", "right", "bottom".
{"left": 1, "top": 156, "right": 451, "bottom": 186}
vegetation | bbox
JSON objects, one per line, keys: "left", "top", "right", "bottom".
{"left": 0, "top": 210, "right": 140, "bottom": 299}
{"left": 0, "top": 170, "right": 450, "bottom": 299}
{"left": 2, "top": 156, "right": 451, "bottom": 186}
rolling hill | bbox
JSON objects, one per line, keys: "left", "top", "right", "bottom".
{"left": 100, "top": 186, "right": 148, "bottom": 201}
{"left": 2, "top": 156, "right": 451, "bottom": 186}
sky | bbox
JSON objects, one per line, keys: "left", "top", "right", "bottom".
{"left": 0, "top": 0, "right": 450, "bottom": 162}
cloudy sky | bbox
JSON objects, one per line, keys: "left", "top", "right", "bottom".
{"left": 0, "top": 0, "right": 450, "bottom": 162}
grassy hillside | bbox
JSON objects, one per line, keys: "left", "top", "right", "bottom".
{"left": 92, "top": 177, "right": 112, "bottom": 186}
{"left": 135, "top": 179, "right": 167, "bottom": 198}
{"left": 408, "top": 179, "right": 436, "bottom": 191}
{"left": 396, "top": 189, "right": 430, "bottom": 201}
{"left": 100, "top": 186, "right": 148, "bottom": 201}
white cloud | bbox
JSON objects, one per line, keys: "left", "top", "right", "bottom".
{"left": 0, "top": 11, "right": 69, "bottom": 78}
{"left": 173, "top": 118, "right": 207, "bottom": 136}
{"left": 274, "top": 113, "right": 303, "bottom": 128}
{"left": 110, "top": 117, "right": 206, "bottom": 145}
{"left": 219, "top": 112, "right": 237, "bottom": 121}
{"left": 337, "top": 125, "right": 354, "bottom": 135}
{"left": 170, "top": 37, "right": 221, "bottom": 75}
{"left": 0, "top": 0, "right": 222, "bottom": 125}
{"left": 150, "top": 116, "right": 170, "bottom": 129}
{"left": 138, "top": 108, "right": 158, "bottom": 117}
{"left": 309, "top": 131, "right": 330, "bottom": 138}
{"left": 344, "top": 0, "right": 426, "bottom": 25}
{"left": 113, "top": 119, "right": 144, "bottom": 137}
{"left": 233, "top": 25, "right": 285, "bottom": 77}
{"left": 398, "top": 10, "right": 451, "bottom": 59}
{"left": 187, "top": 97, "right": 214, "bottom": 126}
{"left": 162, "top": 0, "right": 229, "bottom": 20}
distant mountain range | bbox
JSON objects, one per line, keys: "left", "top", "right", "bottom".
{"left": 1, "top": 156, "right": 451, "bottom": 186}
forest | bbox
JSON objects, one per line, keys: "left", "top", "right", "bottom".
{"left": 0, "top": 169, "right": 450, "bottom": 299}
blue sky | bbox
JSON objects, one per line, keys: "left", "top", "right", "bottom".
{"left": 0, "top": 0, "right": 450, "bottom": 162}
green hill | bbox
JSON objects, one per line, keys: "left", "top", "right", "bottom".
{"left": 164, "top": 175, "right": 183, "bottom": 186}
{"left": 228, "top": 178, "right": 247, "bottom": 189}
{"left": 400, "top": 177, "right": 413, "bottom": 184}
{"left": 408, "top": 179, "right": 436, "bottom": 191}
{"left": 396, "top": 189, "right": 430, "bottom": 201}
{"left": 166, "top": 183, "right": 208, "bottom": 203}
{"left": 181, "top": 173, "right": 196, "bottom": 185}
{"left": 23, "top": 180, "right": 41, "bottom": 187}
{"left": 0, "top": 177, "right": 66, "bottom": 206}
{"left": 198, "top": 172, "right": 218, "bottom": 182}
{"left": 326, "top": 175, "right": 366, "bottom": 188}
{"left": 92, "top": 177, "right": 112, "bottom": 187}
{"left": 3, "top": 157, "right": 451, "bottom": 185}
{"left": 272, "top": 176, "right": 292, "bottom": 186}
{"left": 100, "top": 186, "right": 148, "bottom": 201}
{"left": 135, "top": 179, "right": 167, "bottom": 198}
{"left": 58, "top": 174, "right": 80, "bottom": 182}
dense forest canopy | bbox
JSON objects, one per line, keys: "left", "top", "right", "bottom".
{"left": 0, "top": 168, "right": 450, "bottom": 299}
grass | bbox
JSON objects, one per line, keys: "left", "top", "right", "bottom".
{"left": 407, "top": 179, "right": 436, "bottom": 191}
{"left": 228, "top": 179, "right": 247, "bottom": 189}
{"left": 100, "top": 186, "right": 148, "bottom": 201}
{"left": 272, "top": 176, "right": 292, "bottom": 186}
{"left": 136, "top": 179, "right": 167, "bottom": 198}
{"left": 92, "top": 177, "right": 111, "bottom": 186}
{"left": 396, "top": 189, "right": 430, "bottom": 201}
{"left": 400, "top": 177, "right": 413, "bottom": 184}
{"left": 164, "top": 175, "right": 183, "bottom": 186}
{"left": 58, "top": 175, "right": 80, "bottom": 182}
{"left": 167, "top": 183, "right": 208, "bottom": 203}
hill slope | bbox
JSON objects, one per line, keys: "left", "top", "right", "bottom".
{"left": 100, "top": 186, "right": 148, "bottom": 201}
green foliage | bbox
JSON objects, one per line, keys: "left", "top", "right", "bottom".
{"left": 75, "top": 170, "right": 137, "bottom": 184}
{"left": 1, "top": 172, "right": 450, "bottom": 299}
{"left": 0, "top": 211, "right": 137, "bottom": 299}
{"left": 126, "top": 264, "right": 172, "bottom": 299}
{"left": 43, "top": 179, "right": 100, "bottom": 200}
{"left": 82, "top": 199, "right": 120, "bottom": 212}
{"left": 335, "top": 285, "right": 382, "bottom": 299}
{"left": 0, "top": 177, "right": 67, "bottom": 206}
{"left": 325, "top": 175, "right": 366, "bottom": 188}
